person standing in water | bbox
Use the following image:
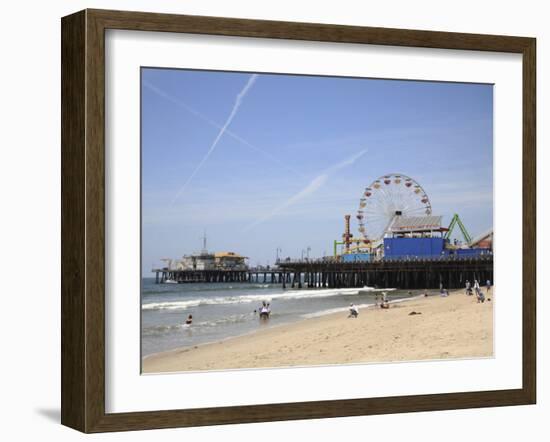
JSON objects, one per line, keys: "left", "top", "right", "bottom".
{"left": 185, "top": 314, "right": 193, "bottom": 325}
{"left": 259, "top": 301, "right": 270, "bottom": 320}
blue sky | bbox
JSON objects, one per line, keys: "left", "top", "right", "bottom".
{"left": 141, "top": 68, "right": 493, "bottom": 273}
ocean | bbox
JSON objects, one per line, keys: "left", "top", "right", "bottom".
{"left": 141, "top": 278, "right": 418, "bottom": 357}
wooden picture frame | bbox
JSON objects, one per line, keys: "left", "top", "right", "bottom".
{"left": 61, "top": 8, "right": 536, "bottom": 433}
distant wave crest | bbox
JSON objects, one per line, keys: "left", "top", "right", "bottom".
{"left": 142, "top": 286, "right": 393, "bottom": 312}
{"left": 142, "top": 283, "right": 271, "bottom": 297}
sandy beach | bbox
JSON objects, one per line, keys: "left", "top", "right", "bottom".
{"left": 142, "top": 288, "right": 494, "bottom": 373}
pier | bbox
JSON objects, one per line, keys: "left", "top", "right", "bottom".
{"left": 154, "top": 269, "right": 250, "bottom": 284}
{"left": 276, "top": 256, "right": 493, "bottom": 290}
{"left": 153, "top": 268, "right": 287, "bottom": 284}
{"left": 153, "top": 255, "right": 492, "bottom": 290}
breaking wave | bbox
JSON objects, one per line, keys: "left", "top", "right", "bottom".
{"left": 142, "top": 286, "right": 394, "bottom": 311}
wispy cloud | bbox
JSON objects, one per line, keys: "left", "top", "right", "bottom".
{"left": 143, "top": 78, "right": 303, "bottom": 180}
{"left": 166, "top": 74, "right": 258, "bottom": 204}
{"left": 244, "top": 148, "right": 368, "bottom": 231}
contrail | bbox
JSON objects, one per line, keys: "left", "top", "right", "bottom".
{"left": 244, "top": 148, "right": 368, "bottom": 231}
{"left": 169, "top": 74, "right": 258, "bottom": 204}
{"left": 142, "top": 79, "right": 303, "bottom": 178}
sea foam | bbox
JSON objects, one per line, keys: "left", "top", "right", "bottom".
{"left": 142, "top": 286, "right": 392, "bottom": 311}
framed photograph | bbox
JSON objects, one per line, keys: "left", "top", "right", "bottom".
{"left": 61, "top": 9, "right": 536, "bottom": 433}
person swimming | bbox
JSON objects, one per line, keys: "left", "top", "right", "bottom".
{"left": 185, "top": 314, "right": 193, "bottom": 325}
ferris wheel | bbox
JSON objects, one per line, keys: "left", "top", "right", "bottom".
{"left": 356, "top": 173, "right": 432, "bottom": 242}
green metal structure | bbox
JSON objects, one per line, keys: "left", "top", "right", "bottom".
{"left": 333, "top": 239, "right": 342, "bottom": 257}
{"left": 445, "top": 214, "right": 472, "bottom": 244}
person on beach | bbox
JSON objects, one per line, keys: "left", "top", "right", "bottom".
{"left": 377, "top": 291, "right": 390, "bottom": 309}
{"left": 476, "top": 287, "right": 485, "bottom": 303}
{"left": 348, "top": 303, "right": 359, "bottom": 318}
{"left": 486, "top": 279, "right": 491, "bottom": 293}
{"left": 465, "top": 280, "right": 472, "bottom": 296}
{"left": 259, "top": 301, "right": 270, "bottom": 320}
{"left": 474, "top": 280, "right": 480, "bottom": 291}
{"left": 185, "top": 314, "right": 193, "bottom": 325}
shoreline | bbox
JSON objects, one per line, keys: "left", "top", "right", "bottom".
{"left": 142, "top": 288, "right": 494, "bottom": 373}
{"left": 142, "top": 292, "right": 420, "bottom": 360}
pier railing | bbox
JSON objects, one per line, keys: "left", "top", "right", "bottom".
{"left": 276, "top": 253, "right": 493, "bottom": 266}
